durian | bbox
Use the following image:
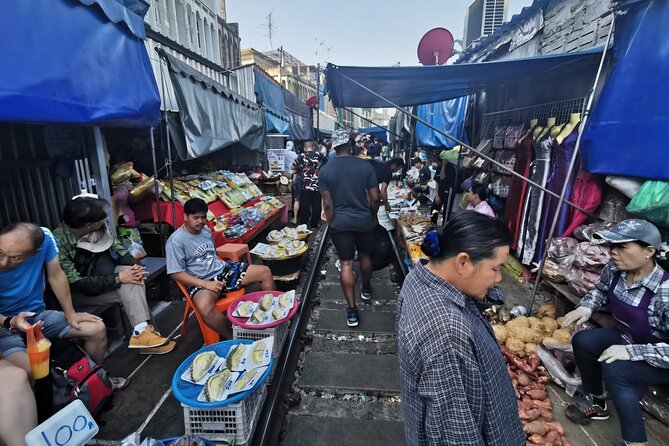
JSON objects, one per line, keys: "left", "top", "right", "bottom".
{"left": 251, "top": 309, "right": 265, "bottom": 324}
{"left": 204, "top": 369, "right": 232, "bottom": 402}
{"left": 259, "top": 294, "right": 274, "bottom": 311}
{"left": 252, "top": 341, "right": 265, "bottom": 363}
{"left": 272, "top": 308, "right": 283, "bottom": 320}
{"left": 226, "top": 344, "right": 246, "bottom": 370}
{"left": 233, "top": 370, "right": 255, "bottom": 392}
{"left": 278, "top": 293, "right": 291, "bottom": 308}
{"left": 190, "top": 351, "right": 217, "bottom": 382}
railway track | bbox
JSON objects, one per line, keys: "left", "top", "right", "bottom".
{"left": 251, "top": 225, "right": 407, "bottom": 446}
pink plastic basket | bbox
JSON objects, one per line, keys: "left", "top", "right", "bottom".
{"left": 227, "top": 290, "right": 299, "bottom": 329}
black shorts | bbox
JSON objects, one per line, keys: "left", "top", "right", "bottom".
{"left": 331, "top": 229, "right": 375, "bottom": 261}
{"left": 188, "top": 261, "right": 249, "bottom": 298}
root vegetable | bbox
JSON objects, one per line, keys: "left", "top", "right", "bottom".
{"left": 506, "top": 337, "right": 526, "bottom": 355}
{"left": 537, "top": 303, "right": 557, "bottom": 319}
{"left": 507, "top": 316, "right": 530, "bottom": 328}
{"left": 519, "top": 408, "right": 541, "bottom": 421}
{"left": 492, "top": 324, "right": 509, "bottom": 343}
{"left": 538, "top": 408, "right": 553, "bottom": 421}
{"left": 542, "top": 336, "right": 560, "bottom": 346}
{"left": 548, "top": 422, "right": 565, "bottom": 435}
{"left": 552, "top": 329, "right": 572, "bottom": 344}
{"left": 522, "top": 397, "right": 552, "bottom": 410}
{"left": 541, "top": 317, "right": 558, "bottom": 334}
{"left": 509, "top": 326, "right": 543, "bottom": 344}
{"left": 544, "top": 431, "right": 560, "bottom": 444}
{"left": 525, "top": 343, "right": 538, "bottom": 355}
{"left": 556, "top": 317, "right": 565, "bottom": 328}
{"left": 527, "top": 355, "right": 541, "bottom": 371}
{"left": 517, "top": 373, "right": 531, "bottom": 387}
{"left": 527, "top": 316, "right": 541, "bottom": 326}
{"left": 524, "top": 421, "right": 553, "bottom": 436}
{"left": 528, "top": 434, "right": 545, "bottom": 444}
{"left": 502, "top": 347, "right": 538, "bottom": 376}
{"left": 526, "top": 389, "right": 548, "bottom": 400}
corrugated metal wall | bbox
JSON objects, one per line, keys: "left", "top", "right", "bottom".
{"left": 0, "top": 123, "right": 80, "bottom": 229}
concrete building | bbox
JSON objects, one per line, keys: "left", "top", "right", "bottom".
{"left": 144, "top": 0, "right": 241, "bottom": 107}
{"left": 463, "top": 0, "right": 509, "bottom": 47}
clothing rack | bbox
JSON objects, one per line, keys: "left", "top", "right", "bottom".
{"left": 477, "top": 97, "right": 587, "bottom": 145}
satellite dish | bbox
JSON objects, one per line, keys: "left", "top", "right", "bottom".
{"left": 417, "top": 28, "right": 454, "bottom": 66}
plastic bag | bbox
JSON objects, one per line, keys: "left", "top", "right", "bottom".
{"left": 567, "top": 267, "right": 600, "bottom": 297}
{"left": 573, "top": 221, "right": 613, "bottom": 243}
{"left": 605, "top": 175, "right": 643, "bottom": 199}
{"left": 116, "top": 433, "right": 165, "bottom": 446}
{"left": 641, "top": 386, "right": 669, "bottom": 428}
{"left": 547, "top": 237, "right": 578, "bottom": 265}
{"left": 573, "top": 242, "right": 610, "bottom": 274}
{"left": 543, "top": 259, "right": 569, "bottom": 283}
{"left": 626, "top": 180, "right": 669, "bottom": 227}
{"left": 537, "top": 343, "right": 581, "bottom": 396}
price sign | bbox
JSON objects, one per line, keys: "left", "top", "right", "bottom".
{"left": 26, "top": 400, "right": 98, "bottom": 446}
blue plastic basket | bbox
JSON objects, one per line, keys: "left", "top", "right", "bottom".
{"left": 161, "top": 437, "right": 216, "bottom": 446}
{"left": 171, "top": 340, "right": 273, "bottom": 409}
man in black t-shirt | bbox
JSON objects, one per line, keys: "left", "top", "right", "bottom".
{"left": 319, "top": 129, "right": 380, "bottom": 328}
{"left": 370, "top": 158, "right": 404, "bottom": 212}
{"left": 411, "top": 157, "right": 431, "bottom": 197}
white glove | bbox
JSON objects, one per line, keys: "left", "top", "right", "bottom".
{"left": 561, "top": 307, "right": 592, "bottom": 328}
{"left": 598, "top": 345, "right": 631, "bottom": 363}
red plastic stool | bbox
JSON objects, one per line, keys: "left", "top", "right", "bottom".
{"left": 216, "top": 243, "right": 252, "bottom": 264}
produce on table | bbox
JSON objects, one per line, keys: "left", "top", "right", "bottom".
{"left": 537, "top": 303, "right": 557, "bottom": 319}
{"left": 190, "top": 351, "right": 217, "bottom": 382}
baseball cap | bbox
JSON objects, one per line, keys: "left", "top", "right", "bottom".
{"left": 332, "top": 129, "right": 350, "bottom": 148}
{"left": 594, "top": 218, "right": 662, "bottom": 249}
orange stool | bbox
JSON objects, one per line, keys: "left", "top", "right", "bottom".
{"left": 176, "top": 281, "right": 246, "bottom": 345}
{"left": 216, "top": 243, "right": 252, "bottom": 264}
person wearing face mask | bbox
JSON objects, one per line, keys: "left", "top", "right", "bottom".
{"left": 561, "top": 219, "right": 669, "bottom": 446}
{"left": 397, "top": 212, "right": 524, "bottom": 446}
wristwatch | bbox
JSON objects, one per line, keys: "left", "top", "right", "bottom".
{"left": 3, "top": 316, "right": 12, "bottom": 330}
{"left": 114, "top": 273, "right": 121, "bottom": 285}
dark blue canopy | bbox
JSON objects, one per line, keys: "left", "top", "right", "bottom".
{"left": 325, "top": 48, "right": 603, "bottom": 108}
{"left": 253, "top": 68, "right": 289, "bottom": 134}
{"left": 0, "top": 0, "right": 160, "bottom": 127}
{"left": 582, "top": 0, "right": 669, "bottom": 180}
{"left": 358, "top": 126, "right": 388, "bottom": 143}
{"left": 415, "top": 97, "right": 469, "bottom": 148}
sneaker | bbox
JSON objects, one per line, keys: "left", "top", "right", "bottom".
{"left": 140, "top": 340, "right": 176, "bottom": 355}
{"left": 361, "top": 286, "right": 372, "bottom": 301}
{"left": 346, "top": 307, "right": 359, "bottom": 327}
{"left": 110, "top": 376, "right": 129, "bottom": 391}
{"left": 128, "top": 328, "right": 169, "bottom": 349}
{"left": 335, "top": 259, "right": 341, "bottom": 272}
{"left": 565, "top": 394, "right": 609, "bottom": 425}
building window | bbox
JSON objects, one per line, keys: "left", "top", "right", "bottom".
{"left": 196, "top": 12, "right": 202, "bottom": 49}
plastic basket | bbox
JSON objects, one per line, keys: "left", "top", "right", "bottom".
{"left": 172, "top": 340, "right": 273, "bottom": 445}
{"left": 182, "top": 383, "right": 266, "bottom": 445}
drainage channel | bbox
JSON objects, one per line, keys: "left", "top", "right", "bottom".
{"left": 252, "top": 226, "right": 406, "bottom": 446}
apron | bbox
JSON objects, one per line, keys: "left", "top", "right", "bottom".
{"left": 608, "top": 271, "right": 669, "bottom": 344}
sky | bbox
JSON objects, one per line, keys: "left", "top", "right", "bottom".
{"left": 226, "top": 0, "right": 533, "bottom": 67}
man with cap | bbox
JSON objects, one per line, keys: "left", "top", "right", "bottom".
{"left": 319, "top": 129, "right": 380, "bottom": 327}
{"left": 560, "top": 219, "right": 669, "bottom": 446}
{"left": 53, "top": 197, "right": 175, "bottom": 354}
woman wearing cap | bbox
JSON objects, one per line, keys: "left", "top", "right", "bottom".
{"left": 561, "top": 219, "right": 669, "bottom": 446}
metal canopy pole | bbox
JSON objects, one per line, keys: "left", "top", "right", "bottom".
{"left": 343, "top": 107, "right": 404, "bottom": 140}
{"left": 336, "top": 74, "right": 595, "bottom": 217}
{"left": 526, "top": 13, "right": 616, "bottom": 314}
{"left": 149, "top": 129, "right": 165, "bottom": 257}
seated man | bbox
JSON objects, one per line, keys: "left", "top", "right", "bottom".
{"left": 166, "top": 198, "right": 275, "bottom": 339}
{"left": 0, "top": 358, "right": 37, "bottom": 446}
{"left": 0, "top": 223, "right": 120, "bottom": 386}
{"left": 53, "top": 197, "right": 174, "bottom": 355}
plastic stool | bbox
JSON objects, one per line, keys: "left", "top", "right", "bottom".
{"left": 177, "top": 282, "right": 246, "bottom": 345}
{"left": 216, "top": 243, "right": 252, "bottom": 264}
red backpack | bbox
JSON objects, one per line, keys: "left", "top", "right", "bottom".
{"left": 52, "top": 356, "right": 114, "bottom": 417}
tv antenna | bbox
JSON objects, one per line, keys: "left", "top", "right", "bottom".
{"left": 264, "top": 11, "right": 276, "bottom": 49}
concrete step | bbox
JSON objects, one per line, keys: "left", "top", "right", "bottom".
{"left": 299, "top": 352, "right": 400, "bottom": 394}
{"left": 315, "top": 308, "right": 396, "bottom": 335}
{"left": 283, "top": 415, "right": 404, "bottom": 446}
{"left": 318, "top": 283, "right": 397, "bottom": 303}
{"left": 291, "top": 393, "right": 403, "bottom": 421}
{"left": 311, "top": 335, "right": 397, "bottom": 355}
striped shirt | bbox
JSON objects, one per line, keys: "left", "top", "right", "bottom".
{"left": 396, "top": 263, "right": 524, "bottom": 446}
{"left": 578, "top": 261, "right": 669, "bottom": 368}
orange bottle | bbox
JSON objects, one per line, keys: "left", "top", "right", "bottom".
{"left": 26, "top": 324, "right": 51, "bottom": 379}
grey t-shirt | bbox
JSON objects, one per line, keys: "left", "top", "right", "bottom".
{"left": 318, "top": 155, "right": 378, "bottom": 232}
{"left": 166, "top": 226, "right": 224, "bottom": 280}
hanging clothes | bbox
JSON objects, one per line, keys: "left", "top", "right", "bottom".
{"left": 517, "top": 133, "right": 553, "bottom": 265}
{"left": 505, "top": 131, "right": 533, "bottom": 249}
{"left": 536, "top": 125, "right": 580, "bottom": 259}
{"left": 562, "top": 171, "right": 604, "bottom": 237}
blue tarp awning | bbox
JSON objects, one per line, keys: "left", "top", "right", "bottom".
{"left": 325, "top": 48, "right": 603, "bottom": 108}
{"left": 416, "top": 97, "right": 469, "bottom": 148}
{"left": 358, "top": 127, "right": 388, "bottom": 143}
{"left": 0, "top": 0, "right": 160, "bottom": 127}
{"left": 582, "top": 0, "right": 669, "bottom": 180}
{"left": 253, "top": 68, "right": 289, "bottom": 134}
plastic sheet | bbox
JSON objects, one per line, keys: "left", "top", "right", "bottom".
{"left": 573, "top": 242, "right": 610, "bottom": 273}
{"left": 537, "top": 344, "right": 581, "bottom": 397}
{"left": 626, "top": 181, "right": 669, "bottom": 227}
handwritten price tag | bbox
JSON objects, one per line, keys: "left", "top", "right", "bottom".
{"left": 26, "top": 400, "right": 98, "bottom": 446}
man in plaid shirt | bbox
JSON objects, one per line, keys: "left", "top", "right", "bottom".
{"left": 397, "top": 212, "right": 524, "bottom": 445}
{"left": 561, "top": 219, "right": 669, "bottom": 446}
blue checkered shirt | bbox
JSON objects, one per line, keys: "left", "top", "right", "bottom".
{"left": 578, "top": 261, "right": 669, "bottom": 368}
{"left": 396, "top": 263, "right": 524, "bottom": 446}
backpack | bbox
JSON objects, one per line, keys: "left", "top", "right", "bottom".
{"left": 51, "top": 350, "right": 114, "bottom": 417}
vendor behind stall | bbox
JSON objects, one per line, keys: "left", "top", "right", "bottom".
{"left": 410, "top": 157, "right": 431, "bottom": 197}
{"left": 561, "top": 219, "right": 669, "bottom": 446}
